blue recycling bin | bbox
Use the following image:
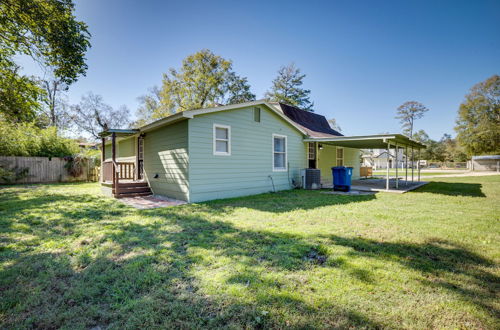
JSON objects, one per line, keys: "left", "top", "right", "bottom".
{"left": 332, "top": 166, "right": 353, "bottom": 192}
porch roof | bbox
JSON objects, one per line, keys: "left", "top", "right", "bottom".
{"left": 99, "top": 128, "right": 139, "bottom": 138}
{"left": 304, "top": 134, "right": 426, "bottom": 149}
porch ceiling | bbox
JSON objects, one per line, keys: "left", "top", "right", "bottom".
{"left": 304, "top": 134, "right": 426, "bottom": 149}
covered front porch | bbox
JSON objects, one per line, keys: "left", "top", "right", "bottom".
{"left": 305, "top": 134, "right": 427, "bottom": 192}
{"left": 99, "top": 129, "right": 152, "bottom": 198}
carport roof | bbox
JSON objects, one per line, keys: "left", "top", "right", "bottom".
{"left": 304, "top": 134, "right": 426, "bottom": 149}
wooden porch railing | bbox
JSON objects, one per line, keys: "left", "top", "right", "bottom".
{"left": 102, "top": 161, "right": 136, "bottom": 181}
{"left": 118, "top": 162, "right": 135, "bottom": 180}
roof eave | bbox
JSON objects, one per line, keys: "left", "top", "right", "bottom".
{"left": 304, "top": 134, "right": 426, "bottom": 149}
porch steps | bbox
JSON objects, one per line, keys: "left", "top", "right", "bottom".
{"left": 113, "top": 182, "right": 152, "bottom": 198}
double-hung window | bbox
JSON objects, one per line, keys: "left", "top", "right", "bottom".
{"left": 273, "top": 134, "right": 287, "bottom": 171}
{"left": 213, "top": 124, "right": 231, "bottom": 156}
{"left": 336, "top": 147, "right": 344, "bottom": 166}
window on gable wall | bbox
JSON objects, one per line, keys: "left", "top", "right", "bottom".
{"left": 254, "top": 107, "right": 261, "bottom": 122}
{"left": 213, "top": 124, "right": 231, "bottom": 155}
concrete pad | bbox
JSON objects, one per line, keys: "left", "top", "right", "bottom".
{"left": 351, "top": 179, "right": 428, "bottom": 193}
{"left": 118, "top": 194, "right": 186, "bottom": 209}
{"left": 321, "top": 190, "right": 377, "bottom": 196}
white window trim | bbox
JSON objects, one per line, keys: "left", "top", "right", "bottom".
{"left": 213, "top": 123, "right": 231, "bottom": 156}
{"left": 272, "top": 134, "right": 287, "bottom": 172}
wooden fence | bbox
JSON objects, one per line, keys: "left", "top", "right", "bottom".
{"left": 0, "top": 156, "right": 99, "bottom": 184}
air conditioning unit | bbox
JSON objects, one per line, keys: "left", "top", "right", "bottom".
{"left": 301, "top": 169, "right": 321, "bottom": 190}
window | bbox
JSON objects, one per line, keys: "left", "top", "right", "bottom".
{"left": 213, "top": 124, "right": 231, "bottom": 155}
{"left": 254, "top": 107, "right": 261, "bottom": 122}
{"left": 336, "top": 147, "right": 344, "bottom": 166}
{"left": 273, "top": 134, "right": 287, "bottom": 171}
{"left": 138, "top": 137, "right": 144, "bottom": 160}
{"left": 308, "top": 142, "right": 316, "bottom": 160}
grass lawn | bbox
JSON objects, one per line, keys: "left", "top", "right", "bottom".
{"left": 1, "top": 176, "right": 499, "bottom": 329}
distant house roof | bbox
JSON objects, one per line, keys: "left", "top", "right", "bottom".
{"left": 271, "top": 103, "right": 343, "bottom": 138}
{"left": 472, "top": 155, "right": 500, "bottom": 160}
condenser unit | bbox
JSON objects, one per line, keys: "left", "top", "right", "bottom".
{"left": 301, "top": 169, "right": 321, "bottom": 190}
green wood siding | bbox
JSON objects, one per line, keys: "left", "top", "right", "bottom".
{"left": 344, "top": 148, "right": 361, "bottom": 180}
{"left": 188, "top": 106, "right": 307, "bottom": 202}
{"left": 143, "top": 120, "right": 189, "bottom": 201}
{"left": 317, "top": 144, "right": 337, "bottom": 184}
{"left": 104, "top": 136, "right": 136, "bottom": 163}
{"left": 318, "top": 146, "right": 361, "bottom": 184}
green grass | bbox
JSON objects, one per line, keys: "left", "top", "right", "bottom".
{"left": 1, "top": 176, "right": 499, "bottom": 329}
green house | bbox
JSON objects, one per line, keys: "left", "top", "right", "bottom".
{"left": 100, "top": 100, "right": 424, "bottom": 202}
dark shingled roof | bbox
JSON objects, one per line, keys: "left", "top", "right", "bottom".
{"left": 278, "top": 103, "right": 343, "bottom": 137}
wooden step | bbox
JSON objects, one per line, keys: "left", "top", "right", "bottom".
{"left": 112, "top": 187, "right": 151, "bottom": 194}
{"left": 117, "top": 182, "right": 149, "bottom": 188}
{"left": 115, "top": 191, "right": 152, "bottom": 198}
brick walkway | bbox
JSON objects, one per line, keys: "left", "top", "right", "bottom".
{"left": 119, "top": 195, "right": 186, "bottom": 209}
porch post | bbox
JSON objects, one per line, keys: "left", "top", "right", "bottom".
{"left": 136, "top": 136, "right": 140, "bottom": 181}
{"left": 405, "top": 146, "right": 408, "bottom": 185}
{"left": 101, "top": 137, "right": 105, "bottom": 182}
{"left": 411, "top": 147, "right": 414, "bottom": 181}
{"left": 417, "top": 148, "right": 421, "bottom": 182}
{"left": 112, "top": 132, "right": 118, "bottom": 196}
{"left": 386, "top": 142, "right": 390, "bottom": 190}
{"left": 395, "top": 143, "right": 399, "bottom": 189}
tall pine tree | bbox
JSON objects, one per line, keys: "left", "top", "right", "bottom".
{"left": 265, "top": 63, "right": 314, "bottom": 111}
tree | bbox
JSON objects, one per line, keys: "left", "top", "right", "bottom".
{"left": 159, "top": 49, "right": 254, "bottom": 112}
{"left": 327, "top": 118, "right": 342, "bottom": 132}
{"left": 455, "top": 75, "right": 500, "bottom": 155}
{"left": 440, "top": 134, "right": 468, "bottom": 162}
{"left": 0, "top": 0, "right": 91, "bottom": 85}
{"left": 395, "top": 101, "right": 429, "bottom": 138}
{"left": 413, "top": 129, "right": 438, "bottom": 161}
{"left": 38, "top": 77, "right": 71, "bottom": 129}
{"left": 0, "top": 60, "right": 43, "bottom": 123}
{"left": 265, "top": 63, "right": 313, "bottom": 111}
{"left": 70, "top": 92, "right": 130, "bottom": 140}
{"left": 133, "top": 86, "right": 168, "bottom": 127}
{"left": 135, "top": 50, "right": 255, "bottom": 125}
{"left": 412, "top": 130, "right": 467, "bottom": 162}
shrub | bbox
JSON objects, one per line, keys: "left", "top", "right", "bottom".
{"left": 0, "top": 161, "right": 29, "bottom": 183}
{"left": 0, "top": 120, "right": 79, "bottom": 157}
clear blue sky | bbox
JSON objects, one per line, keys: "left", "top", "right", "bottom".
{"left": 19, "top": 0, "right": 500, "bottom": 139}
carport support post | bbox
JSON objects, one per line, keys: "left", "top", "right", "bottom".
{"left": 395, "top": 143, "right": 399, "bottom": 189}
{"left": 411, "top": 147, "right": 414, "bottom": 181}
{"left": 417, "top": 149, "right": 421, "bottom": 181}
{"left": 386, "top": 142, "right": 390, "bottom": 190}
{"left": 405, "top": 146, "right": 408, "bottom": 185}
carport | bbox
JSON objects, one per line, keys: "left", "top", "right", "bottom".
{"left": 304, "top": 134, "right": 427, "bottom": 191}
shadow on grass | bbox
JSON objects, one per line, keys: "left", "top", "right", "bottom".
{"left": 327, "top": 235, "right": 499, "bottom": 320}
{"left": 201, "top": 188, "right": 377, "bottom": 213}
{"left": 0, "top": 214, "right": 382, "bottom": 329}
{"left": 412, "top": 181, "right": 485, "bottom": 197}
{"left": 0, "top": 184, "right": 497, "bottom": 328}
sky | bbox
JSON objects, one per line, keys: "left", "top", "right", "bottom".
{"left": 18, "top": 0, "right": 500, "bottom": 140}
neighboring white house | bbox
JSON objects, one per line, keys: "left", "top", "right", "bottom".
{"left": 362, "top": 149, "right": 407, "bottom": 169}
